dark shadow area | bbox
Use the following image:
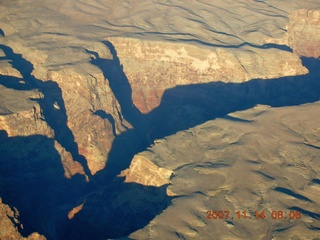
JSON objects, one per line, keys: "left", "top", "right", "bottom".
{"left": 289, "top": 206, "right": 320, "bottom": 220}
{"left": 1, "top": 39, "right": 320, "bottom": 240}
{"left": 274, "top": 187, "right": 312, "bottom": 202}
{"left": 86, "top": 42, "right": 144, "bottom": 127}
{"left": 92, "top": 41, "right": 320, "bottom": 185}
{"left": 56, "top": 183, "right": 171, "bottom": 240}
{"left": 0, "top": 128, "right": 172, "bottom": 239}
{"left": 312, "top": 179, "right": 320, "bottom": 185}
{"left": 0, "top": 44, "right": 172, "bottom": 240}
{"left": 92, "top": 110, "right": 117, "bottom": 136}
{"left": 0, "top": 44, "right": 92, "bottom": 178}
{"left": 0, "top": 28, "right": 4, "bottom": 37}
{"left": 0, "top": 130, "right": 89, "bottom": 239}
{"left": 147, "top": 56, "right": 320, "bottom": 140}
{"left": 0, "top": 74, "right": 33, "bottom": 90}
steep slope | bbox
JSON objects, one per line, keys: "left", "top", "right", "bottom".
{"left": 108, "top": 37, "right": 308, "bottom": 113}
{"left": 0, "top": 39, "right": 130, "bottom": 176}
{"left": 0, "top": 0, "right": 319, "bottom": 239}
{"left": 126, "top": 102, "right": 320, "bottom": 239}
{"left": 0, "top": 0, "right": 319, "bottom": 174}
{"left": 266, "top": 9, "right": 320, "bottom": 58}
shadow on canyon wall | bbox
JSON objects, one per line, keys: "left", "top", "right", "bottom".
{"left": 0, "top": 131, "right": 89, "bottom": 238}
{"left": 0, "top": 43, "right": 172, "bottom": 240}
{"left": 92, "top": 41, "right": 320, "bottom": 183}
{"left": 0, "top": 40, "right": 320, "bottom": 240}
{"left": 0, "top": 44, "right": 92, "bottom": 178}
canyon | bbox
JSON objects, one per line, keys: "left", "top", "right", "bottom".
{"left": 0, "top": 0, "right": 320, "bottom": 239}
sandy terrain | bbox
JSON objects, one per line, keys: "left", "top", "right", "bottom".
{"left": 128, "top": 102, "right": 320, "bottom": 239}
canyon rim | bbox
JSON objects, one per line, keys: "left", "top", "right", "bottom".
{"left": 0, "top": 0, "right": 320, "bottom": 239}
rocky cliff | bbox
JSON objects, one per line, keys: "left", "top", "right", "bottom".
{"left": 0, "top": 0, "right": 318, "bottom": 176}
{"left": 0, "top": 0, "right": 319, "bottom": 239}
{"left": 108, "top": 37, "right": 308, "bottom": 113}
{"left": 107, "top": 7, "right": 320, "bottom": 114}
{"left": 0, "top": 198, "right": 46, "bottom": 240}
{"left": 116, "top": 7, "right": 320, "bottom": 240}
{"left": 0, "top": 38, "right": 130, "bottom": 176}
{"left": 267, "top": 9, "right": 320, "bottom": 58}
{"left": 128, "top": 102, "right": 320, "bottom": 239}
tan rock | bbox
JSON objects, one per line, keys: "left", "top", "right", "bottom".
{"left": 0, "top": 61, "right": 22, "bottom": 78}
{"left": 108, "top": 37, "right": 308, "bottom": 113}
{"left": 287, "top": 9, "right": 320, "bottom": 58}
{"left": 266, "top": 9, "right": 320, "bottom": 58}
{"left": 67, "top": 202, "right": 84, "bottom": 220}
{"left": 120, "top": 155, "right": 173, "bottom": 187}
{"left": 53, "top": 141, "right": 87, "bottom": 180}
{"left": 0, "top": 87, "right": 53, "bottom": 138}
{"left": 48, "top": 66, "right": 131, "bottom": 175}
{"left": 0, "top": 198, "right": 46, "bottom": 240}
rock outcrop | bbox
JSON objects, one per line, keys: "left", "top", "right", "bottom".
{"left": 119, "top": 155, "right": 172, "bottom": 187}
{"left": 109, "top": 37, "right": 308, "bottom": 113}
{"left": 287, "top": 9, "right": 320, "bottom": 58}
{"left": 128, "top": 102, "right": 320, "bottom": 239}
{"left": 0, "top": 37, "right": 131, "bottom": 175}
{"left": 48, "top": 67, "right": 131, "bottom": 175}
{"left": 0, "top": 198, "right": 46, "bottom": 240}
{"left": 0, "top": 0, "right": 320, "bottom": 239}
{"left": 0, "top": 88, "right": 53, "bottom": 137}
{"left": 266, "top": 9, "right": 320, "bottom": 58}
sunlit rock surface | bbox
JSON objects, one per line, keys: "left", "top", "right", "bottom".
{"left": 267, "top": 9, "right": 320, "bottom": 58}
{"left": 128, "top": 102, "right": 320, "bottom": 240}
{"left": 0, "top": 0, "right": 319, "bottom": 239}
{"left": 120, "top": 155, "right": 173, "bottom": 187}
{"left": 0, "top": 198, "right": 46, "bottom": 240}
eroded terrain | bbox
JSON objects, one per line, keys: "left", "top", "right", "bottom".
{"left": 0, "top": 0, "right": 319, "bottom": 239}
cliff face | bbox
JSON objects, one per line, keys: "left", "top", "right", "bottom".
{"left": 0, "top": 39, "right": 131, "bottom": 176}
{"left": 128, "top": 102, "right": 320, "bottom": 240}
{"left": 0, "top": 0, "right": 320, "bottom": 239}
{"left": 0, "top": 88, "right": 52, "bottom": 137}
{"left": 120, "top": 155, "right": 172, "bottom": 187}
{"left": 47, "top": 67, "right": 131, "bottom": 175}
{"left": 107, "top": 9, "right": 320, "bottom": 114}
{"left": 266, "top": 9, "right": 320, "bottom": 58}
{"left": 109, "top": 37, "right": 308, "bottom": 113}
{"left": 0, "top": 1, "right": 318, "bottom": 176}
{"left": 287, "top": 9, "right": 320, "bottom": 58}
{"left": 0, "top": 198, "right": 46, "bottom": 240}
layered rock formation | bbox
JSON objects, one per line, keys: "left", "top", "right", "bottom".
{"left": 0, "top": 88, "right": 52, "bottom": 137}
{"left": 0, "top": 0, "right": 319, "bottom": 239}
{"left": 106, "top": 7, "right": 320, "bottom": 114}
{"left": 267, "top": 9, "right": 320, "bottom": 58}
{"left": 120, "top": 155, "right": 173, "bottom": 187}
{"left": 0, "top": 0, "right": 318, "bottom": 175}
{"left": 47, "top": 67, "right": 131, "bottom": 175}
{"left": 0, "top": 38, "right": 132, "bottom": 176}
{"left": 108, "top": 37, "right": 308, "bottom": 113}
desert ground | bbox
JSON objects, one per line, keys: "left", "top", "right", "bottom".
{"left": 0, "top": 0, "right": 320, "bottom": 239}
